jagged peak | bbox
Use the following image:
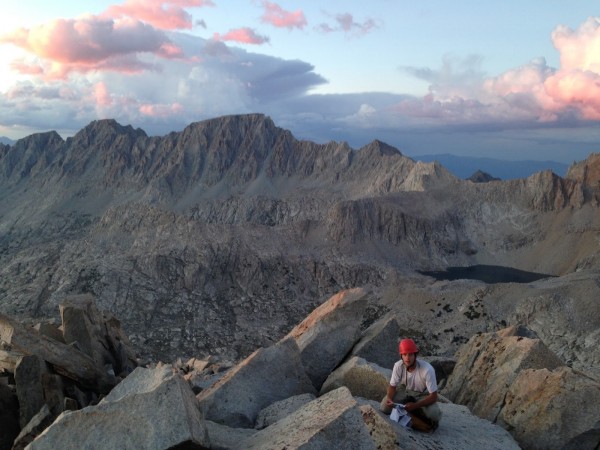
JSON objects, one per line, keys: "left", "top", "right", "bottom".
{"left": 414, "top": 160, "right": 455, "bottom": 177}
{"left": 467, "top": 169, "right": 500, "bottom": 183}
{"left": 401, "top": 160, "right": 458, "bottom": 191}
{"left": 0, "top": 136, "right": 15, "bottom": 146}
{"left": 358, "top": 139, "right": 402, "bottom": 157}
{"left": 184, "top": 113, "right": 277, "bottom": 134}
{"left": 565, "top": 152, "right": 600, "bottom": 186}
{"left": 525, "top": 169, "right": 565, "bottom": 187}
{"left": 71, "top": 119, "right": 147, "bottom": 144}
{"left": 14, "top": 130, "right": 64, "bottom": 148}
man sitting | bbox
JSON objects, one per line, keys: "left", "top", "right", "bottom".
{"left": 380, "top": 338, "right": 442, "bottom": 432}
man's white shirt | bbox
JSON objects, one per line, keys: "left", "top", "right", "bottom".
{"left": 390, "top": 359, "right": 438, "bottom": 394}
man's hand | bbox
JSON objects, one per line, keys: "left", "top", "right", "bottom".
{"left": 404, "top": 402, "right": 417, "bottom": 412}
{"left": 385, "top": 396, "right": 394, "bottom": 407}
{"left": 405, "top": 392, "right": 437, "bottom": 412}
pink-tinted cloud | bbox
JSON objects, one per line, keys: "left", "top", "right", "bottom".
{"left": 104, "top": 0, "right": 215, "bottom": 30}
{"left": 490, "top": 17, "right": 600, "bottom": 121}
{"left": 213, "top": 28, "right": 270, "bottom": 45}
{"left": 551, "top": 17, "right": 600, "bottom": 72}
{"left": 94, "top": 81, "right": 113, "bottom": 106}
{"left": 541, "top": 17, "right": 600, "bottom": 120}
{"left": 544, "top": 70, "right": 600, "bottom": 120}
{"left": 400, "top": 17, "right": 600, "bottom": 126}
{"left": 0, "top": 15, "right": 183, "bottom": 78}
{"left": 261, "top": 1, "right": 306, "bottom": 30}
{"left": 9, "top": 60, "right": 45, "bottom": 75}
{"left": 139, "top": 102, "right": 184, "bottom": 117}
{"left": 316, "top": 13, "right": 379, "bottom": 36}
{"left": 484, "top": 58, "right": 553, "bottom": 97}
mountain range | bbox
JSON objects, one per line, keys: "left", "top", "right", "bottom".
{"left": 1, "top": 113, "right": 599, "bottom": 449}
{"left": 1, "top": 113, "right": 599, "bottom": 371}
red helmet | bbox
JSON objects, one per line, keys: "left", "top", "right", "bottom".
{"left": 399, "top": 338, "right": 419, "bottom": 354}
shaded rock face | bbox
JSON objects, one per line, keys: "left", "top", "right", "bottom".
{"left": 319, "top": 356, "right": 391, "bottom": 401}
{"left": 196, "top": 337, "right": 316, "bottom": 428}
{"left": 0, "top": 298, "right": 139, "bottom": 449}
{"left": 60, "top": 294, "right": 138, "bottom": 377}
{"left": 350, "top": 317, "right": 400, "bottom": 371}
{"left": 254, "top": 393, "right": 316, "bottom": 430}
{"left": 14, "top": 356, "right": 49, "bottom": 428}
{"left": 0, "top": 384, "right": 19, "bottom": 450}
{"left": 27, "top": 366, "right": 210, "bottom": 450}
{"left": 1, "top": 113, "right": 600, "bottom": 365}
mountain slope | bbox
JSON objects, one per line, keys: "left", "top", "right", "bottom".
{"left": 1, "top": 114, "right": 599, "bottom": 362}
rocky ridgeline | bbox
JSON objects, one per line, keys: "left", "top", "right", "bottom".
{"left": 2, "top": 114, "right": 600, "bottom": 377}
{"left": 1, "top": 288, "right": 598, "bottom": 449}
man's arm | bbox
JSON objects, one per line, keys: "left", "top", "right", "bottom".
{"left": 404, "top": 391, "right": 437, "bottom": 412}
{"left": 384, "top": 385, "right": 397, "bottom": 407}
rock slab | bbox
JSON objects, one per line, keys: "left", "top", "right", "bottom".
{"left": 285, "top": 287, "right": 369, "bottom": 390}
{"left": 27, "top": 366, "right": 210, "bottom": 450}
{"left": 241, "top": 387, "right": 378, "bottom": 450}
{"left": 444, "top": 328, "right": 564, "bottom": 422}
{"left": 320, "top": 356, "right": 391, "bottom": 401}
{"left": 501, "top": 366, "right": 600, "bottom": 450}
{"left": 197, "top": 337, "right": 316, "bottom": 428}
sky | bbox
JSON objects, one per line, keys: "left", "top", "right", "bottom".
{"left": 1, "top": 1, "right": 599, "bottom": 163}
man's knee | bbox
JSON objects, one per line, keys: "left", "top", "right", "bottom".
{"left": 379, "top": 396, "right": 392, "bottom": 415}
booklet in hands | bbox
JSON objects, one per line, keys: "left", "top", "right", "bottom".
{"left": 390, "top": 403, "right": 411, "bottom": 427}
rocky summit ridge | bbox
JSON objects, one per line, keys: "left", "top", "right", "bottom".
{"left": 0, "top": 113, "right": 599, "bottom": 448}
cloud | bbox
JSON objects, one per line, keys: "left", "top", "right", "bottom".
{"left": 261, "top": 1, "right": 307, "bottom": 30}
{"left": 0, "top": 16, "right": 183, "bottom": 78}
{"left": 396, "top": 17, "right": 600, "bottom": 126}
{"left": 213, "top": 28, "right": 270, "bottom": 45}
{"left": 544, "top": 70, "right": 600, "bottom": 120}
{"left": 404, "top": 54, "right": 487, "bottom": 98}
{"left": 239, "top": 55, "right": 326, "bottom": 101}
{"left": 103, "top": 0, "right": 215, "bottom": 30}
{"left": 0, "top": 1, "right": 220, "bottom": 80}
{"left": 0, "top": 31, "right": 328, "bottom": 137}
{"left": 543, "top": 16, "right": 600, "bottom": 119}
{"left": 9, "top": 60, "right": 45, "bottom": 76}
{"left": 94, "top": 81, "right": 113, "bottom": 106}
{"left": 552, "top": 17, "right": 600, "bottom": 72}
{"left": 316, "top": 12, "right": 380, "bottom": 36}
{"left": 139, "top": 102, "right": 184, "bottom": 117}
